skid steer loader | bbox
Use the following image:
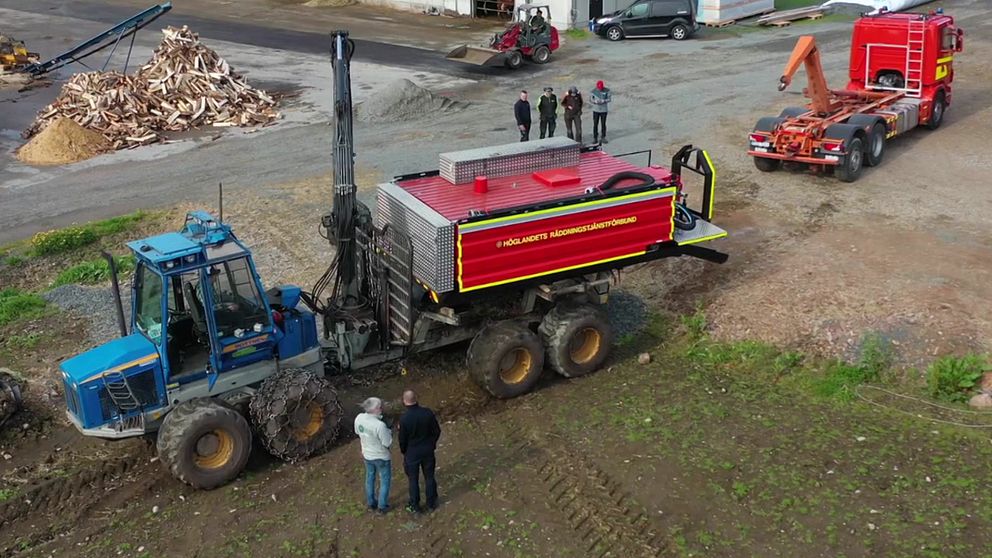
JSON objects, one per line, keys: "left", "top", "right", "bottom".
{"left": 446, "top": 4, "right": 559, "bottom": 69}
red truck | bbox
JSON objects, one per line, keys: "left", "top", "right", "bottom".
{"left": 748, "top": 10, "right": 964, "bottom": 182}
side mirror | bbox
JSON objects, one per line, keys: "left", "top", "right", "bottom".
{"left": 955, "top": 28, "right": 964, "bottom": 52}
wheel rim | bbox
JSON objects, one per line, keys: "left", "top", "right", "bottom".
{"left": 871, "top": 132, "right": 883, "bottom": 157}
{"left": 498, "top": 348, "right": 532, "bottom": 384}
{"left": 291, "top": 404, "right": 324, "bottom": 442}
{"left": 194, "top": 429, "right": 235, "bottom": 470}
{"left": 569, "top": 328, "right": 602, "bottom": 364}
{"left": 849, "top": 149, "right": 862, "bottom": 172}
{"left": 608, "top": 28, "right": 620, "bottom": 40}
{"left": 537, "top": 49, "right": 548, "bottom": 62}
{"left": 933, "top": 101, "right": 943, "bottom": 123}
{"left": 673, "top": 27, "right": 685, "bottom": 39}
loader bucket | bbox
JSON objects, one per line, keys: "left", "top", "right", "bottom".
{"left": 445, "top": 45, "right": 507, "bottom": 66}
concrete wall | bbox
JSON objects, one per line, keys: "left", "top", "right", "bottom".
{"left": 361, "top": 0, "right": 473, "bottom": 17}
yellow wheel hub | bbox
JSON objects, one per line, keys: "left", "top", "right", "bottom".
{"left": 194, "top": 429, "right": 235, "bottom": 470}
{"left": 569, "top": 328, "right": 602, "bottom": 364}
{"left": 498, "top": 348, "right": 532, "bottom": 385}
{"left": 292, "top": 405, "right": 325, "bottom": 442}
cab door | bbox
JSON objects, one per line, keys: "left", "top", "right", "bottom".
{"left": 201, "top": 256, "right": 275, "bottom": 376}
{"left": 621, "top": 1, "right": 653, "bottom": 36}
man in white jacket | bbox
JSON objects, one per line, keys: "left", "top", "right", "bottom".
{"left": 354, "top": 397, "right": 393, "bottom": 513}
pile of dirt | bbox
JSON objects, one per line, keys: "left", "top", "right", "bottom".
{"left": 16, "top": 117, "right": 111, "bottom": 165}
{"left": 356, "top": 78, "right": 464, "bottom": 122}
{"left": 22, "top": 26, "right": 279, "bottom": 150}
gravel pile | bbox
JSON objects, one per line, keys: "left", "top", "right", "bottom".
{"left": 43, "top": 284, "right": 131, "bottom": 345}
{"left": 356, "top": 79, "right": 464, "bottom": 123}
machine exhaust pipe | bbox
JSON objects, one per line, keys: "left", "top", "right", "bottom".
{"left": 102, "top": 251, "right": 128, "bottom": 338}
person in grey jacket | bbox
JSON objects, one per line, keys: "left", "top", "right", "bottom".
{"left": 590, "top": 80, "right": 612, "bottom": 144}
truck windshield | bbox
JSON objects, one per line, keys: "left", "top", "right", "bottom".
{"left": 134, "top": 263, "right": 164, "bottom": 344}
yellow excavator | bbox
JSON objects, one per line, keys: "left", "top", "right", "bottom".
{"left": 0, "top": 34, "right": 40, "bottom": 74}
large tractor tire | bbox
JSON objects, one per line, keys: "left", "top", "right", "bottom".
{"left": 539, "top": 304, "right": 613, "bottom": 378}
{"left": 467, "top": 322, "right": 545, "bottom": 399}
{"left": 157, "top": 398, "right": 252, "bottom": 489}
{"left": 0, "top": 371, "right": 22, "bottom": 428}
{"left": 250, "top": 369, "right": 343, "bottom": 462}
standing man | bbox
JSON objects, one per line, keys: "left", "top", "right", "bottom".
{"left": 590, "top": 80, "right": 612, "bottom": 144}
{"left": 538, "top": 86, "right": 558, "bottom": 139}
{"left": 354, "top": 397, "right": 392, "bottom": 514}
{"left": 562, "top": 85, "right": 583, "bottom": 144}
{"left": 399, "top": 389, "right": 441, "bottom": 513}
{"left": 514, "top": 90, "right": 531, "bottom": 142}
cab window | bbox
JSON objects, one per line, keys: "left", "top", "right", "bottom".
{"left": 206, "top": 257, "right": 270, "bottom": 337}
{"left": 629, "top": 2, "right": 649, "bottom": 17}
{"left": 134, "top": 263, "right": 164, "bottom": 344}
{"left": 941, "top": 27, "right": 956, "bottom": 50}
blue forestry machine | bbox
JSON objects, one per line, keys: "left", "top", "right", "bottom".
{"left": 58, "top": 31, "right": 729, "bottom": 489}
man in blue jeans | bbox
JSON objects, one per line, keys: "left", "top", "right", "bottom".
{"left": 399, "top": 389, "right": 441, "bottom": 513}
{"left": 354, "top": 397, "right": 393, "bottom": 514}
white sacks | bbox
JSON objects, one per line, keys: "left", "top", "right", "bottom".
{"left": 696, "top": 0, "right": 775, "bottom": 24}
{"left": 820, "top": 0, "right": 936, "bottom": 14}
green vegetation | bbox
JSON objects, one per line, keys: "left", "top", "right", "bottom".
{"left": 551, "top": 310, "right": 992, "bottom": 557}
{"left": 0, "top": 288, "right": 47, "bottom": 327}
{"left": 564, "top": 28, "right": 590, "bottom": 40}
{"left": 29, "top": 211, "right": 147, "bottom": 256}
{"left": 52, "top": 255, "right": 136, "bottom": 287}
{"left": 774, "top": 0, "right": 820, "bottom": 9}
{"left": 3, "top": 255, "right": 24, "bottom": 267}
{"left": 926, "top": 354, "right": 987, "bottom": 402}
{"left": 0, "top": 488, "right": 16, "bottom": 502}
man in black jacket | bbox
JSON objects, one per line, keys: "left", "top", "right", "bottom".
{"left": 513, "top": 90, "right": 531, "bottom": 142}
{"left": 399, "top": 389, "right": 441, "bottom": 513}
{"left": 562, "top": 85, "right": 583, "bottom": 143}
{"left": 537, "top": 86, "right": 558, "bottom": 139}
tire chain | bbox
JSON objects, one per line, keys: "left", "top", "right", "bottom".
{"left": 250, "top": 370, "right": 344, "bottom": 462}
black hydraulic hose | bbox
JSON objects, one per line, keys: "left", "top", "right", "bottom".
{"left": 586, "top": 171, "right": 655, "bottom": 194}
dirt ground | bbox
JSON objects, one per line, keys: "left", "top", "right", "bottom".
{"left": 2, "top": 0, "right": 992, "bottom": 556}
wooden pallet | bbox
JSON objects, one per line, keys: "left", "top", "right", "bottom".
{"left": 704, "top": 19, "right": 736, "bottom": 28}
{"left": 768, "top": 12, "right": 823, "bottom": 27}
{"left": 757, "top": 6, "right": 829, "bottom": 25}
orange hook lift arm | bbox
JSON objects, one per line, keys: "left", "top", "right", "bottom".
{"left": 778, "top": 35, "right": 834, "bottom": 116}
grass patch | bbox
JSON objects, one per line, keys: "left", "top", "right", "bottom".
{"left": 52, "top": 255, "right": 136, "bottom": 287}
{"left": 565, "top": 28, "right": 590, "bottom": 40}
{"left": 774, "top": 0, "right": 820, "bottom": 8}
{"left": 29, "top": 211, "right": 147, "bottom": 256}
{"left": 3, "top": 255, "right": 24, "bottom": 267}
{"left": 926, "top": 354, "right": 987, "bottom": 402}
{"left": 0, "top": 289, "right": 47, "bottom": 327}
{"left": 811, "top": 333, "right": 892, "bottom": 399}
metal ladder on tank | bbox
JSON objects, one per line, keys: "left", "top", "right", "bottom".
{"left": 102, "top": 370, "right": 145, "bottom": 432}
{"left": 904, "top": 17, "right": 926, "bottom": 97}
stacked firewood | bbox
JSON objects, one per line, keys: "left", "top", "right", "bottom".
{"left": 23, "top": 26, "right": 279, "bottom": 149}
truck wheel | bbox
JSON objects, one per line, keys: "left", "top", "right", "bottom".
{"left": 468, "top": 322, "right": 545, "bottom": 398}
{"left": 606, "top": 26, "right": 624, "bottom": 42}
{"left": 505, "top": 50, "right": 523, "bottom": 69}
{"left": 539, "top": 304, "right": 613, "bottom": 378}
{"left": 250, "top": 369, "right": 343, "bottom": 462}
{"left": 864, "top": 123, "right": 886, "bottom": 167}
{"left": 157, "top": 399, "right": 252, "bottom": 490}
{"left": 926, "top": 91, "right": 945, "bottom": 130}
{"left": 532, "top": 45, "right": 551, "bottom": 64}
{"left": 834, "top": 136, "right": 865, "bottom": 183}
{"left": 779, "top": 107, "right": 808, "bottom": 118}
{"left": 753, "top": 156, "right": 780, "bottom": 172}
{"left": 671, "top": 24, "right": 689, "bottom": 41}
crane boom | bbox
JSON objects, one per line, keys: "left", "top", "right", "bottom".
{"left": 777, "top": 35, "right": 835, "bottom": 116}
{"left": 329, "top": 30, "right": 360, "bottom": 307}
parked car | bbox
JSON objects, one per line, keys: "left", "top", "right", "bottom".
{"left": 591, "top": 0, "right": 698, "bottom": 41}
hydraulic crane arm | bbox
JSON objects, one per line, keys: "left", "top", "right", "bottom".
{"left": 329, "top": 30, "right": 361, "bottom": 307}
{"left": 777, "top": 35, "right": 834, "bottom": 116}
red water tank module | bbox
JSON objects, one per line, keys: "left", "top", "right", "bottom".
{"left": 376, "top": 139, "right": 680, "bottom": 295}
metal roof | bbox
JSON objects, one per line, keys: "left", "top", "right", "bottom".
{"left": 394, "top": 150, "right": 675, "bottom": 223}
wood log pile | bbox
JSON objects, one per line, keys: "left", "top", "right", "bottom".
{"left": 23, "top": 26, "right": 279, "bottom": 149}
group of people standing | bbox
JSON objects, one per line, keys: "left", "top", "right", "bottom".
{"left": 513, "top": 80, "right": 612, "bottom": 144}
{"left": 353, "top": 390, "right": 441, "bottom": 515}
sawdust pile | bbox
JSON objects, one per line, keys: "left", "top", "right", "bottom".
{"left": 16, "top": 117, "right": 111, "bottom": 166}
{"left": 22, "top": 26, "right": 279, "bottom": 152}
{"left": 357, "top": 78, "right": 464, "bottom": 123}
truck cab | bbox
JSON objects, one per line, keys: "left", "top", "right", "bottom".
{"left": 60, "top": 211, "right": 321, "bottom": 439}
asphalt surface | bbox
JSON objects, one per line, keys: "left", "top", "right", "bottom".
{"left": 3, "top": 0, "right": 502, "bottom": 80}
